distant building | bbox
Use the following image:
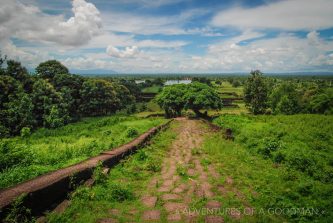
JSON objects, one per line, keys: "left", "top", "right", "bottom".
{"left": 135, "top": 80, "right": 145, "bottom": 84}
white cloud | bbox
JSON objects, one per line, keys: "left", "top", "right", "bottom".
{"left": 190, "top": 31, "right": 333, "bottom": 72}
{"left": 101, "top": 8, "right": 209, "bottom": 35}
{"left": 212, "top": 0, "right": 333, "bottom": 31}
{"left": 106, "top": 45, "right": 140, "bottom": 58}
{"left": 0, "top": 0, "right": 102, "bottom": 46}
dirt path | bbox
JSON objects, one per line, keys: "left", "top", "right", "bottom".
{"left": 140, "top": 118, "right": 224, "bottom": 222}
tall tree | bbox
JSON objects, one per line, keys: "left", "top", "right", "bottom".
{"left": 31, "top": 79, "right": 65, "bottom": 126}
{"left": 244, "top": 70, "right": 268, "bottom": 114}
{"left": 79, "top": 79, "right": 120, "bottom": 116}
{"left": 36, "top": 60, "right": 69, "bottom": 79}
{"left": 0, "top": 76, "right": 34, "bottom": 136}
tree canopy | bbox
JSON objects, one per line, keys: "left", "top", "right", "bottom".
{"left": 244, "top": 70, "right": 269, "bottom": 114}
{"left": 156, "top": 82, "right": 222, "bottom": 118}
{"left": 0, "top": 55, "right": 136, "bottom": 137}
{"left": 36, "top": 60, "right": 69, "bottom": 79}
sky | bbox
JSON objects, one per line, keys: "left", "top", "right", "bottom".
{"left": 1, "top": 0, "right": 333, "bottom": 74}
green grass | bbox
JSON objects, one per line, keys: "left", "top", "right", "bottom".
{"left": 141, "top": 85, "right": 162, "bottom": 93}
{"left": 210, "top": 114, "right": 333, "bottom": 222}
{"left": 215, "top": 81, "right": 244, "bottom": 97}
{"left": 46, "top": 121, "right": 179, "bottom": 223}
{"left": 0, "top": 115, "right": 166, "bottom": 189}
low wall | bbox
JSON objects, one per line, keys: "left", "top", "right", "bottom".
{"left": 0, "top": 119, "right": 172, "bottom": 219}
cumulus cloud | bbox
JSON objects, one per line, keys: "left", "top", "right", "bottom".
{"left": 212, "top": 0, "right": 333, "bottom": 31}
{"left": 0, "top": 0, "right": 102, "bottom": 46}
{"left": 106, "top": 45, "right": 140, "bottom": 58}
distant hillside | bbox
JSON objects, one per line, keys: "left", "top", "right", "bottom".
{"left": 70, "top": 69, "right": 117, "bottom": 76}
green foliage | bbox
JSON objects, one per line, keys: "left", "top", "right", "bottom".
{"left": 44, "top": 105, "right": 65, "bottom": 128}
{"left": 0, "top": 141, "right": 33, "bottom": 171}
{"left": 213, "top": 114, "right": 333, "bottom": 183}
{"left": 20, "top": 127, "right": 31, "bottom": 138}
{"left": 203, "top": 121, "right": 333, "bottom": 222}
{"left": 93, "top": 162, "right": 108, "bottom": 184}
{"left": 156, "top": 82, "right": 222, "bottom": 117}
{"left": 126, "top": 127, "right": 139, "bottom": 137}
{"left": 184, "top": 82, "right": 222, "bottom": 116}
{"left": 36, "top": 60, "right": 69, "bottom": 79}
{"left": 0, "top": 116, "right": 166, "bottom": 188}
{"left": 308, "top": 88, "right": 333, "bottom": 114}
{"left": 244, "top": 70, "right": 269, "bottom": 114}
{"left": 270, "top": 82, "right": 301, "bottom": 114}
{"left": 79, "top": 79, "right": 120, "bottom": 116}
{"left": 108, "top": 183, "right": 135, "bottom": 201}
{"left": 4, "top": 194, "right": 32, "bottom": 223}
{"left": 155, "top": 84, "right": 187, "bottom": 117}
{"left": 46, "top": 121, "right": 177, "bottom": 223}
{"left": 0, "top": 76, "right": 34, "bottom": 135}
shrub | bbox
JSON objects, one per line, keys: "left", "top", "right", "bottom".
{"left": 108, "top": 183, "right": 135, "bottom": 201}
{"left": 145, "top": 159, "right": 161, "bottom": 172}
{"left": 20, "top": 127, "right": 31, "bottom": 138}
{"left": 257, "top": 137, "right": 282, "bottom": 158}
{"left": 126, "top": 127, "right": 138, "bottom": 138}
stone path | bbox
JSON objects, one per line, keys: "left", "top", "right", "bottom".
{"left": 98, "top": 118, "right": 251, "bottom": 223}
{"left": 140, "top": 118, "right": 224, "bottom": 222}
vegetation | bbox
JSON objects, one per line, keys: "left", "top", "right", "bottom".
{"left": 212, "top": 114, "right": 333, "bottom": 222}
{"left": 156, "top": 82, "right": 222, "bottom": 117}
{"left": 243, "top": 70, "right": 269, "bottom": 114}
{"left": 0, "top": 56, "right": 135, "bottom": 137}
{"left": 46, "top": 121, "right": 178, "bottom": 223}
{"left": 0, "top": 115, "right": 165, "bottom": 189}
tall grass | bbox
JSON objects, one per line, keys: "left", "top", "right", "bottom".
{"left": 211, "top": 114, "right": 333, "bottom": 222}
{"left": 0, "top": 115, "right": 166, "bottom": 189}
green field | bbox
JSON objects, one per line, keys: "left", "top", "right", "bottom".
{"left": 141, "top": 85, "right": 162, "bottom": 93}
{"left": 211, "top": 114, "right": 333, "bottom": 222}
{"left": 215, "top": 81, "right": 244, "bottom": 97}
{"left": 0, "top": 115, "right": 166, "bottom": 189}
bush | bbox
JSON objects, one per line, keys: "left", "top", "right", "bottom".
{"left": 0, "top": 142, "right": 33, "bottom": 171}
{"left": 44, "top": 106, "right": 64, "bottom": 129}
{"left": 257, "top": 137, "right": 282, "bottom": 158}
{"left": 20, "top": 127, "right": 31, "bottom": 138}
{"left": 108, "top": 183, "right": 135, "bottom": 201}
{"left": 126, "top": 127, "right": 139, "bottom": 138}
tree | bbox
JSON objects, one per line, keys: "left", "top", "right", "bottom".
{"left": 31, "top": 79, "right": 64, "bottom": 126}
{"left": 308, "top": 88, "right": 333, "bottom": 114}
{"left": 184, "top": 82, "right": 222, "bottom": 117}
{"left": 44, "top": 105, "right": 65, "bottom": 128}
{"left": 156, "top": 83, "right": 222, "bottom": 118}
{"left": 0, "top": 52, "right": 7, "bottom": 76}
{"left": 269, "top": 82, "right": 301, "bottom": 114}
{"left": 52, "top": 73, "right": 84, "bottom": 120}
{"left": 5, "top": 59, "right": 34, "bottom": 93}
{"left": 79, "top": 79, "right": 120, "bottom": 116}
{"left": 244, "top": 70, "right": 268, "bottom": 114}
{"left": 36, "top": 60, "right": 69, "bottom": 79}
{"left": 0, "top": 76, "right": 34, "bottom": 136}
{"left": 156, "top": 84, "right": 187, "bottom": 118}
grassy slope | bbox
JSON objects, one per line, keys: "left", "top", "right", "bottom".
{"left": 47, "top": 121, "right": 179, "bottom": 223}
{"left": 0, "top": 115, "right": 166, "bottom": 189}
{"left": 210, "top": 114, "right": 333, "bottom": 222}
{"left": 141, "top": 85, "right": 162, "bottom": 93}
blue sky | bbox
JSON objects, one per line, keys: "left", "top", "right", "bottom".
{"left": 1, "top": 0, "right": 333, "bottom": 73}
